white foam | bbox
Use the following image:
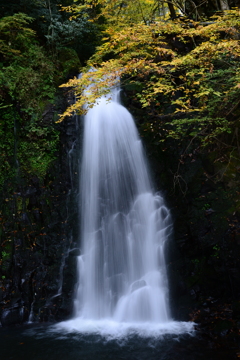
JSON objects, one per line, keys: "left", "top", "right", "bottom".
{"left": 52, "top": 319, "right": 195, "bottom": 340}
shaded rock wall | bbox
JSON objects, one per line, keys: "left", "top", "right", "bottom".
{"left": 0, "top": 98, "right": 82, "bottom": 326}
{"left": 140, "top": 129, "right": 240, "bottom": 344}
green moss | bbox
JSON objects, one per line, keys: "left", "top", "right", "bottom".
{"left": 1, "top": 241, "right": 12, "bottom": 273}
{"left": 0, "top": 108, "right": 16, "bottom": 187}
{"left": 18, "top": 124, "right": 59, "bottom": 180}
{"left": 57, "top": 47, "right": 81, "bottom": 79}
{"left": 0, "top": 106, "right": 59, "bottom": 189}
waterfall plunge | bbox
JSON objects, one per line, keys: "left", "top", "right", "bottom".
{"left": 55, "top": 85, "right": 194, "bottom": 338}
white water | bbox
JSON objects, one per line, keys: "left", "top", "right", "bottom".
{"left": 56, "top": 84, "right": 194, "bottom": 337}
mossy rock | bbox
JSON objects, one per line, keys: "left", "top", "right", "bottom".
{"left": 58, "top": 48, "right": 81, "bottom": 79}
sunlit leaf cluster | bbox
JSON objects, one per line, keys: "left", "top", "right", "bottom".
{"left": 60, "top": 8, "right": 240, "bottom": 146}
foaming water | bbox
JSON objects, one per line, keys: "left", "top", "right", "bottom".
{"left": 54, "top": 319, "right": 195, "bottom": 341}
{"left": 0, "top": 323, "right": 235, "bottom": 360}
{"left": 57, "top": 83, "right": 195, "bottom": 337}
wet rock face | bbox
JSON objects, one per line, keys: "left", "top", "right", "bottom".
{"left": 142, "top": 134, "right": 240, "bottom": 325}
{"left": 1, "top": 304, "right": 29, "bottom": 326}
{"left": 137, "top": 130, "right": 240, "bottom": 348}
{"left": 0, "top": 110, "right": 82, "bottom": 326}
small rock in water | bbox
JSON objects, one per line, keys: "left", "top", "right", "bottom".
{"left": 131, "top": 280, "right": 146, "bottom": 293}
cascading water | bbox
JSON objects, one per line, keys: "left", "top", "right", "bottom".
{"left": 56, "top": 82, "right": 194, "bottom": 337}
{"left": 75, "top": 87, "right": 171, "bottom": 324}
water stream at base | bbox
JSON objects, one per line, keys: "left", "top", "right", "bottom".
{"left": 2, "top": 323, "right": 236, "bottom": 360}
{"left": 56, "top": 84, "right": 194, "bottom": 337}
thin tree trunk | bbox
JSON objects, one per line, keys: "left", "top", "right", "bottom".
{"left": 219, "top": 0, "right": 229, "bottom": 10}
{"left": 167, "top": 2, "right": 177, "bottom": 18}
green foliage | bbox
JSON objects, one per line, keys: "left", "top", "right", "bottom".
{"left": 1, "top": 250, "right": 11, "bottom": 270}
{"left": 0, "top": 106, "right": 59, "bottom": 189}
{"left": 212, "top": 245, "right": 220, "bottom": 258}
{"left": 1, "top": 61, "right": 55, "bottom": 112}
{"left": 0, "top": 108, "right": 15, "bottom": 187}
{"left": 18, "top": 120, "right": 59, "bottom": 178}
{"left": 202, "top": 203, "right": 211, "bottom": 211}
{"left": 0, "top": 13, "right": 60, "bottom": 186}
{"left": 45, "top": 16, "right": 97, "bottom": 49}
{"left": 0, "top": 13, "right": 35, "bottom": 61}
{"left": 0, "top": 240, "right": 12, "bottom": 273}
{"left": 0, "top": 13, "right": 57, "bottom": 112}
{"left": 57, "top": 47, "right": 81, "bottom": 78}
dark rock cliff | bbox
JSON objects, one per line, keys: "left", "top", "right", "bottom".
{"left": 140, "top": 128, "right": 240, "bottom": 345}
{"left": 0, "top": 94, "right": 81, "bottom": 326}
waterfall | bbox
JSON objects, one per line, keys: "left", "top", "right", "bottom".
{"left": 75, "top": 86, "right": 171, "bottom": 323}
{"left": 55, "top": 82, "right": 194, "bottom": 337}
